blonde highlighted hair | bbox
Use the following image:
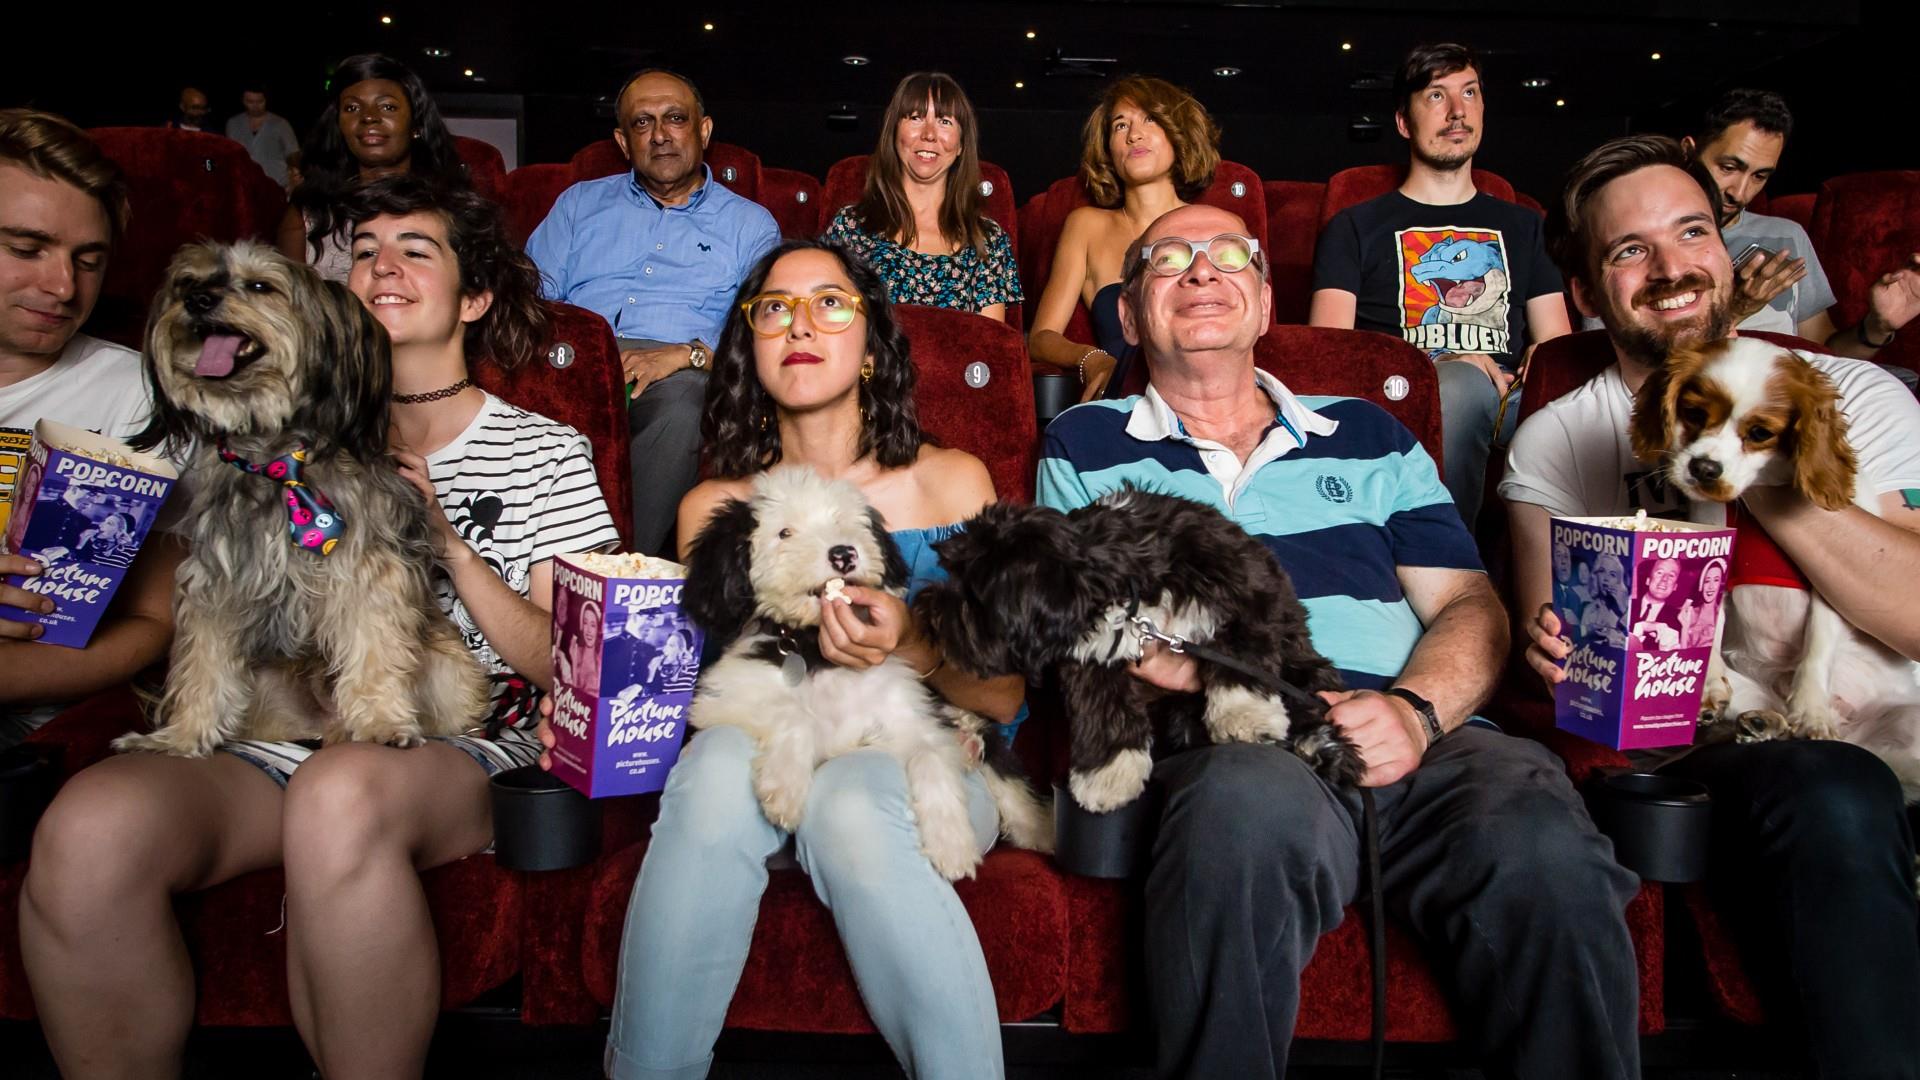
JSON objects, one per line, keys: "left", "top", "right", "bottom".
{"left": 1078, "top": 76, "right": 1220, "bottom": 209}
{"left": 0, "top": 108, "right": 130, "bottom": 239}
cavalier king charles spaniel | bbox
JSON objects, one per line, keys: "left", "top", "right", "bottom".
{"left": 1631, "top": 336, "right": 1920, "bottom": 797}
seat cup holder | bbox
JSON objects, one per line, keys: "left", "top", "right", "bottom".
{"left": 1585, "top": 770, "right": 1713, "bottom": 883}
{"left": 489, "top": 765, "right": 602, "bottom": 872}
{"left": 1053, "top": 782, "right": 1161, "bottom": 879}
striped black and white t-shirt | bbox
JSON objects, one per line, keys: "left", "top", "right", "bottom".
{"left": 221, "top": 392, "right": 621, "bottom": 780}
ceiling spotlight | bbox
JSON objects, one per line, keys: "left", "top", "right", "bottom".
{"left": 1650, "top": 51, "right": 1663, "bottom": 60}
{"left": 1341, "top": 42, "right": 1352, "bottom": 51}
{"left": 1026, "top": 30, "right": 1036, "bottom": 39}
{"left": 1015, "top": 81, "right": 1025, "bottom": 88}
{"left": 1555, "top": 98, "right": 1567, "bottom": 107}
{"left": 379, "top": 14, "right": 392, "bottom": 24}
{"left": 843, "top": 55, "right": 869, "bottom": 66}
{"left": 463, "top": 68, "right": 474, "bottom": 77}
{"left": 1521, "top": 77, "right": 1550, "bottom": 88}
{"left": 1213, "top": 66, "right": 1241, "bottom": 77}
{"left": 422, "top": 46, "right": 452, "bottom": 59}
{"left": 703, "top": 22, "right": 714, "bottom": 30}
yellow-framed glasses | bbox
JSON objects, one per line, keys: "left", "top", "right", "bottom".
{"left": 739, "top": 289, "right": 866, "bottom": 338}
{"left": 1138, "top": 233, "right": 1262, "bottom": 277}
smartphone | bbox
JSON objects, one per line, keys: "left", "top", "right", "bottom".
{"left": 1733, "top": 242, "right": 1775, "bottom": 269}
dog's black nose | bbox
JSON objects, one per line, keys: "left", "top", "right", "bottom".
{"left": 1688, "top": 457, "right": 1723, "bottom": 483}
{"left": 827, "top": 545, "right": 857, "bottom": 574}
{"left": 184, "top": 289, "right": 218, "bottom": 316}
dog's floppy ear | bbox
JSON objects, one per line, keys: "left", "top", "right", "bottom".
{"left": 683, "top": 496, "right": 760, "bottom": 648}
{"left": 1779, "top": 354, "right": 1858, "bottom": 511}
{"left": 301, "top": 277, "right": 393, "bottom": 462}
{"left": 869, "top": 507, "right": 910, "bottom": 593}
{"left": 1628, "top": 354, "right": 1680, "bottom": 465}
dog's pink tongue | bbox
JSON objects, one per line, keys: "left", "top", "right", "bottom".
{"left": 195, "top": 334, "right": 244, "bottom": 377}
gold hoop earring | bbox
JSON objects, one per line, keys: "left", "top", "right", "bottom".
{"left": 860, "top": 360, "right": 875, "bottom": 383}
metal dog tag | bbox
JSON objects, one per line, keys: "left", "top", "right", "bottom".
{"left": 782, "top": 651, "right": 806, "bottom": 687}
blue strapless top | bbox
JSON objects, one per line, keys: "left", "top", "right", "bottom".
{"left": 1089, "top": 283, "right": 1140, "bottom": 399}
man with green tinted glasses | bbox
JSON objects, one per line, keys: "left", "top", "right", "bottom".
{"left": 1040, "top": 202, "right": 1639, "bottom": 1080}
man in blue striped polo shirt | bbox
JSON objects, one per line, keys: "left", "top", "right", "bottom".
{"left": 1038, "top": 204, "right": 1639, "bottom": 1080}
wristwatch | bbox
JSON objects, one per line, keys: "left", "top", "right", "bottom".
{"left": 1384, "top": 686, "right": 1444, "bottom": 747}
{"left": 686, "top": 341, "right": 710, "bottom": 370}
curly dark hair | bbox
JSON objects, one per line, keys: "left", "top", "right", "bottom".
{"left": 342, "top": 175, "right": 548, "bottom": 368}
{"left": 293, "top": 54, "right": 468, "bottom": 263}
{"left": 1700, "top": 88, "right": 1793, "bottom": 145}
{"left": 704, "top": 238, "right": 924, "bottom": 479}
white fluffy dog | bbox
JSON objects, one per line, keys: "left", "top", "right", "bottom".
{"left": 680, "top": 466, "right": 1052, "bottom": 880}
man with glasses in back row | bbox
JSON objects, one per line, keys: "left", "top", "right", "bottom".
{"left": 1040, "top": 203, "right": 1640, "bottom": 1080}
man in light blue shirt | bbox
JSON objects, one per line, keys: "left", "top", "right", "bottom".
{"left": 528, "top": 69, "right": 779, "bottom": 554}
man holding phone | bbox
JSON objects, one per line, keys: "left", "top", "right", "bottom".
{"left": 1685, "top": 89, "right": 1920, "bottom": 384}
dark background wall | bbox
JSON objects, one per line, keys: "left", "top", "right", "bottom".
{"left": 8, "top": 0, "right": 1912, "bottom": 204}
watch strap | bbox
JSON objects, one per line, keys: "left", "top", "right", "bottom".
{"left": 1384, "top": 686, "right": 1443, "bottom": 746}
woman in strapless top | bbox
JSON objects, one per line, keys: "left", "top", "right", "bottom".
{"left": 276, "top": 53, "right": 470, "bottom": 281}
{"left": 1027, "top": 76, "right": 1221, "bottom": 401}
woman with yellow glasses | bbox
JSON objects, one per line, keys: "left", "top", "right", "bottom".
{"left": 592, "top": 238, "right": 1027, "bottom": 1080}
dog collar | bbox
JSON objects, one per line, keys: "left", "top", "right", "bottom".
{"left": 217, "top": 440, "right": 346, "bottom": 556}
{"left": 752, "top": 619, "right": 826, "bottom": 687}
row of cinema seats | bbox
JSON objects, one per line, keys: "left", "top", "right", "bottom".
{"left": 2, "top": 124, "right": 1906, "bottom": 1055}
{"left": 75, "top": 125, "right": 1919, "bottom": 382}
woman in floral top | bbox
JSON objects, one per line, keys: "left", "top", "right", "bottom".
{"left": 823, "top": 72, "right": 1022, "bottom": 320}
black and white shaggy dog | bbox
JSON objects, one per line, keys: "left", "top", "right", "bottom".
{"left": 913, "top": 487, "right": 1365, "bottom": 812}
{"left": 681, "top": 466, "right": 1052, "bottom": 881}
{"left": 114, "top": 241, "right": 489, "bottom": 757}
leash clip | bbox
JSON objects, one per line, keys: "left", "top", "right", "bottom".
{"left": 1128, "top": 613, "right": 1188, "bottom": 654}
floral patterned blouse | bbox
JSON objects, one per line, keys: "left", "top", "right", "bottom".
{"left": 824, "top": 207, "right": 1023, "bottom": 314}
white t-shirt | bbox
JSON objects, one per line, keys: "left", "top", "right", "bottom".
{"left": 1500, "top": 350, "right": 1920, "bottom": 523}
{"left": 0, "top": 334, "right": 151, "bottom": 746}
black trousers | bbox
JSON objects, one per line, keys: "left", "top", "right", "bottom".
{"left": 1145, "top": 726, "right": 1642, "bottom": 1080}
{"left": 619, "top": 345, "right": 708, "bottom": 558}
{"left": 1661, "top": 740, "right": 1920, "bottom": 1078}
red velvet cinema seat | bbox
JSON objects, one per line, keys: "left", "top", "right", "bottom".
{"left": 1811, "top": 170, "right": 1920, "bottom": 376}
{"left": 503, "top": 162, "right": 580, "bottom": 247}
{"left": 84, "top": 127, "right": 288, "bottom": 349}
{"left": 1264, "top": 180, "right": 1328, "bottom": 324}
{"left": 759, "top": 166, "right": 824, "bottom": 239}
{"left": 453, "top": 135, "right": 509, "bottom": 204}
{"left": 1087, "top": 325, "right": 1666, "bottom": 1039}
{"left": 0, "top": 302, "right": 634, "bottom": 1027}
{"left": 554, "top": 306, "right": 1058, "bottom": 1033}
{"left": 1318, "top": 163, "right": 1521, "bottom": 229}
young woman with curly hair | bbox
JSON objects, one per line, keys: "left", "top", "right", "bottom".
{"left": 545, "top": 237, "right": 1026, "bottom": 1080}
{"left": 1027, "top": 76, "right": 1221, "bottom": 400}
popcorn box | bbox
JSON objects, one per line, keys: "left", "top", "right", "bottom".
{"left": 547, "top": 552, "right": 706, "bottom": 798}
{"left": 1551, "top": 515, "right": 1736, "bottom": 750}
{"left": 0, "top": 420, "right": 178, "bottom": 648}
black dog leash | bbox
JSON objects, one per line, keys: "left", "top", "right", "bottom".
{"left": 1117, "top": 584, "right": 1389, "bottom": 1080}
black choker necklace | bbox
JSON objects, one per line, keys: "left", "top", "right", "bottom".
{"left": 393, "top": 378, "right": 472, "bottom": 404}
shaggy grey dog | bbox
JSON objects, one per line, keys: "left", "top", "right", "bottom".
{"left": 115, "top": 241, "right": 487, "bottom": 756}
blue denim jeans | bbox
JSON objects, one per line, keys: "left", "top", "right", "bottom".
{"left": 605, "top": 725, "right": 1004, "bottom": 1080}
{"left": 1436, "top": 358, "right": 1518, "bottom": 533}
